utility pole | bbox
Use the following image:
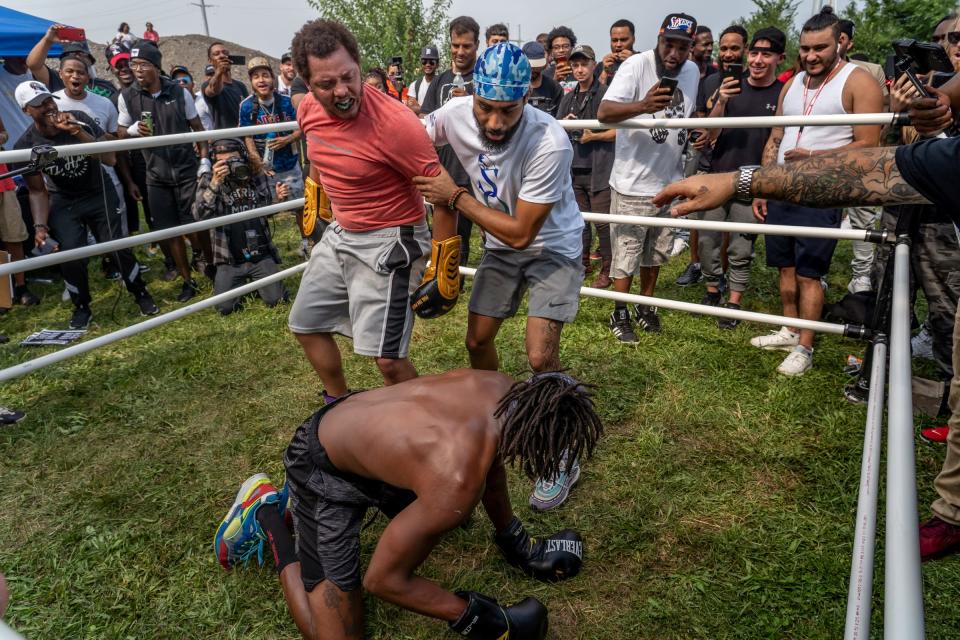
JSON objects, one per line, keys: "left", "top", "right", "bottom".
{"left": 191, "top": 0, "right": 215, "bottom": 36}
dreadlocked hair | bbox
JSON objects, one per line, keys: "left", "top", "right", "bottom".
{"left": 494, "top": 371, "right": 604, "bottom": 481}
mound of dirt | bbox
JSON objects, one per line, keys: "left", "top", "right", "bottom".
{"left": 90, "top": 33, "right": 281, "bottom": 91}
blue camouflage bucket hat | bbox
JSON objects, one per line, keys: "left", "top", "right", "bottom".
{"left": 474, "top": 42, "right": 531, "bottom": 101}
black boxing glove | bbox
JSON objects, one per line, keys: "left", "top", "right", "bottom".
{"left": 494, "top": 517, "right": 583, "bottom": 583}
{"left": 448, "top": 590, "right": 548, "bottom": 640}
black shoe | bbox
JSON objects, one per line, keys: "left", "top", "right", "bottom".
{"left": 176, "top": 279, "right": 199, "bottom": 303}
{"left": 717, "top": 302, "right": 741, "bottom": 330}
{"left": 136, "top": 292, "right": 160, "bottom": 316}
{"left": 0, "top": 334, "right": 8, "bottom": 344}
{"left": 13, "top": 285, "right": 40, "bottom": 306}
{"left": 104, "top": 270, "right": 121, "bottom": 281}
{"left": 676, "top": 262, "right": 701, "bottom": 286}
{"left": 69, "top": 306, "right": 92, "bottom": 330}
{"left": 203, "top": 263, "right": 217, "bottom": 281}
{"left": 161, "top": 268, "right": 178, "bottom": 282}
{"left": 633, "top": 304, "right": 661, "bottom": 333}
{"left": 701, "top": 291, "right": 723, "bottom": 307}
{"left": 0, "top": 406, "right": 25, "bottom": 425}
{"left": 138, "top": 262, "right": 151, "bottom": 273}
{"left": 608, "top": 308, "right": 639, "bottom": 343}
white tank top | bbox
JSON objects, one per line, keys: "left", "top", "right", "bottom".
{"left": 778, "top": 62, "right": 857, "bottom": 163}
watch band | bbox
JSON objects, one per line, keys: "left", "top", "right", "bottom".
{"left": 735, "top": 166, "right": 760, "bottom": 202}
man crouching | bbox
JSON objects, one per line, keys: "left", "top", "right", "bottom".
{"left": 193, "top": 137, "right": 289, "bottom": 314}
{"left": 214, "top": 368, "right": 603, "bottom": 639}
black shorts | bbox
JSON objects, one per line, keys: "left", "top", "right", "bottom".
{"left": 146, "top": 180, "right": 197, "bottom": 230}
{"left": 764, "top": 201, "right": 842, "bottom": 279}
{"left": 282, "top": 395, "right": 416, "bottom": 592}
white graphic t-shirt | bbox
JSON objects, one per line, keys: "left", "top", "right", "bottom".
{"left": 424, "top": 96, "right": 584, "bottom": 260}
{"left": 604, "top": 49, "right": 699, "bottom": 196}
{"left": 53, "top": 90, "right": 119, "bottom": 133}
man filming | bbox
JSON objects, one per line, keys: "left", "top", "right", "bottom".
{"left": 193, "top": 138, "right": 288, "bottom": 315}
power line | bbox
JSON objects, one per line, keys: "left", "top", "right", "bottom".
{"left": 190, "top": 0, "right": 217, "bottom": 37}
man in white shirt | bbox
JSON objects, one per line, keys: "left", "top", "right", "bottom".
{"left": 598, "top": 13, "right": 700, "bottom": 341}
{"left": 277, "top": 52, "right": 296, "bottom": 97}
{"left": 406, "top": 44, "right": 439, "bottom": 115}
{"left": 414, "top": 43, "right": 586, "bottom": 512}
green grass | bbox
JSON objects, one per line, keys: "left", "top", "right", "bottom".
{"left": 2, "top": 215, "right": 960, "bottom": 639}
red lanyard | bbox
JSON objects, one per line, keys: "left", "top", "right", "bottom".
{"left": 795, "top": 59, "right": 843, "bottom": 148}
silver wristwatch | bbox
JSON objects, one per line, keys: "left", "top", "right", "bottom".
{"left": 734, "top": 165, "right": 761, "bottom": 202}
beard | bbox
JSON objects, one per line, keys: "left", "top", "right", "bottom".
{"left": 654, "top": 48, "right": 681, "bottom": 79}
{"left": 472, "top": 108, "right": 523, "bottom": 153}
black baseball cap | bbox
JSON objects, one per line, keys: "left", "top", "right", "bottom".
{"left": 60, "top": 41, "right": 95, "bottom": 64}
{"left": 749, "top": 27, "right": 786, "bottom": 54}
{"left": 421, "top": 44, "right": 440, "bottom": 60}
{"left": 169, "top": 65, "right": 190, "bottom": 77}
{"left": 281, "top": 52, "right": 292, "bottom": 63}
{"left": 659, "top": 13, "right": 697, "bottom": 42}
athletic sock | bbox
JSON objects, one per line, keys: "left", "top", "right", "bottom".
{"left": 256, "top": 505, "right": 298, "bottom": 574}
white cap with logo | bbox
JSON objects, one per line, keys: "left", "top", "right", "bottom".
{"left": 15, "top": 81, "right": 58, "bottom": 109}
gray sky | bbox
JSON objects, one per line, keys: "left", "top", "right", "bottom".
{"left": 6, "top": 0, "right": 828, "bottom": 60}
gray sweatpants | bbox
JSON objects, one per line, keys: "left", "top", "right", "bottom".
{"left": 847, "top": 206, "right": 879, "bottom": 279}
{"left": 697, "top": 200, "right": 757, "bottom": 292}
{"left": 214, "top": 259, "right": 287, "bottom": 315}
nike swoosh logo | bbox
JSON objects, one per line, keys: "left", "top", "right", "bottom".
{"left": 548, "top": 301, "right": 567, "bottom": 308}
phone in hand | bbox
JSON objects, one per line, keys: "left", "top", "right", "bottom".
{"left": 31, "top": 237, "right": 59, "bottom": 257}
{"left": 555, "top": 55, "right": 568, "bottom": 66}
{"left": 228, "top": 54, "right": 246, "bottom": 66}
{"left": 57, "top": 26, "right": 86, "bottom": 42}
{"left": 722, "top": 63, "right": 744, "bottom": 81}
{"left": 658, "top": 77, "right": 679, "bottom": 96}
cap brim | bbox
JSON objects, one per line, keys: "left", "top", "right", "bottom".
{"left": 569, "top": 54, "right": 594, "bottom": 62}
{"left": 25, "top": 94, "right": 57, "bottom": 108}
{"left": 661, "top": 33, "right": 694, "bottom": 42}
{"left": 110, "top": 53, "right": 131, "bottom": 67}
{"left": 528, "top": 58, "right": 547, "bottom": 68}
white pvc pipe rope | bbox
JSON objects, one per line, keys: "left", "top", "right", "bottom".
{"left": 0, "top": 121, "right": 298, "bottom": 164}
{"left": 459, "top": 266, "right": 847, "bottom": 335}
{"left": 581, "top": 212, "right": 887, "bottom": 243}
{"left": 0, "top": 262, "right": 307, "bottom": 383}
{"left": 559, "top": 112, "right": 900, "bottom": 131}
{"left": 0, "top": 112, "right": 901, "bottom": 163}
{"left": 0, "top": 198, "right": 304, "bottom": 278}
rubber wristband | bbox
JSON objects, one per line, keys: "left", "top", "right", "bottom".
{"left": 126, "top": 122, "right": 141, "bottom": 138}
{"left": 448, "top": 187, "right": 469, "bottom": 211}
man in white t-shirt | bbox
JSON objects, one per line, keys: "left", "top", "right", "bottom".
{"left": 406, "top": 44, "right": 439, "bottom": 115}
{"left": 598, "top": 13, "right": 700, "bottom": 342}
{"left": 415, "top": 43, "right": 586, "bottom": 512}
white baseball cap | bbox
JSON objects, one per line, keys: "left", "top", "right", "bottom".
{"left": 15, "top": 80, "right": 58, "bottom": 109}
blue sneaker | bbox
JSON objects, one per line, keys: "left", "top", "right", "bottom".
{"left": 214, "top": 473, "right": 280, "bottom": 570}
{"left": 277, "top": 481, "right": 292, "bottom": 529}
{"left": 529, "top": 454, "right": 581, "bottom": 511}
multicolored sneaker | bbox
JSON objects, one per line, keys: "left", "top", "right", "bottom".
{"left": 214, "top": 473, "right": 280, "bottom": 570}
{"left": 277, "top": 481, "right": 293, "bottom": 529}
{"left": 529, "top": 454, "right": 580, "bottom": 512}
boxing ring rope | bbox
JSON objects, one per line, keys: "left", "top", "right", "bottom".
{"left": 0, "top": 111, "right": 923, "bottom": 636}
{"left": 0, "top": 262, "right": 306, "bottom": 383}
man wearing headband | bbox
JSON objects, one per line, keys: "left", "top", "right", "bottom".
{"left": 414, "top": 43, "right": 587, "bottom": 511}
{"left": 214, "top": 369, "right": 602, "bottom": 639}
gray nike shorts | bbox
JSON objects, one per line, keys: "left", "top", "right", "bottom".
{"left": 468, "top": 248, "right": 583, "bottom": 323}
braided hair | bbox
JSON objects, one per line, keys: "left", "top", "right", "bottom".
{"left": 494, "top": 371, "right": 603, "bottom": 480}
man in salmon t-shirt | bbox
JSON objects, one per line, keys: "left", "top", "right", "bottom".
{"left": 288, "top": 19, "right": 459, "bottom": 401}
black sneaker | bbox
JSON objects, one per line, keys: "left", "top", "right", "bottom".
{"left": 701, "top": 291, "right": 722, "bottom": 307}
{"left": 176, "top": 279, "right": 199, "bottom": 303}
{"left": 136, "top": 292, "right": 160, "bottom": 316}
{"left": 104, "top": 270, "right": 121, "bottom": 281}
{"left": 633, "top": 304, "right": 661, "bottom": 333}
{"left": 717, "top": 302, "right": 741, "bottom": 330}
{"left": 138, "top": 262, "right": 151, "bottom": 273}
{"left": 161, "top": 268, "right": 178, "bottom": 282}
{"left": 0, "top": 406, "right": 25, "bottom": 425}
{"left": 608, "top": 308, "right": 639, "bottom": 343}
{"left": 676, "top": 262, "right": 701, "bottom": 286}
{"left": 13, "top": 285, "right": 40, "bottom": 306}
{"left": 69, "top": 306, "right": 92, "bottom": 330}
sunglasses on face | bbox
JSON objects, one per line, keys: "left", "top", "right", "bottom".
{"left": 933, "top": 31, "right": 960, "bottom": 45}
{"left": 421, "top": 59, "right": 437, "bottom": 65}
{"left": 176, "top": 76, "right": 192, "bottom": 85}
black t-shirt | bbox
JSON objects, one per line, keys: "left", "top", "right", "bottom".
{"left": 201, "top": 79, "right": 249, "bottom": 129}
{"left": 709, "top": 78, "right": 783, "bottom": 173}
{"left": 528, "top": 74, "right": 563, "bottom": 117}
{"left": 14, "top": 110, "right": 106, "bottom": 198}
{"left": 290, "top": 76, "right": 308, "bottom": 99}
{"left": 420, "top": 69, "right": 475, "bottom": 188}
{"left": 896, "top": 137, "right": 960, "bottom": 223}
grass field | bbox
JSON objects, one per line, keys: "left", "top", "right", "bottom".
{"left": 2, "top": 214, "right": 960, "bottom": 639}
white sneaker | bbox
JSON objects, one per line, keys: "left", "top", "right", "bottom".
{"left": 777, "top": 347, "right": 813, "bottom": 376}
{"left": 670, "top": 236, "right": 688, "bottom": 257}
{"left": 750, "top": 326, "right": 800, "bottom": 351}
{"left": 847, "top": 275, "right": 872, "bottom": 294}
{"left": 912, "top": 326, "right": 934, "bottom": 361}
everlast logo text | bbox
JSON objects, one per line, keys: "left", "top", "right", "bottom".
{"left": 546, "top": 538, "right": 583, "bottom": 558}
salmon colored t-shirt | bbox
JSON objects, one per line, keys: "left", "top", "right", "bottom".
{"left": 297, "top": 84, "right": 440, "bottom": 231}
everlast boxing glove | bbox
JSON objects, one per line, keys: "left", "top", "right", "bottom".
{"left": 300, "top": 176, "right": 332, "bottom": 242}
{"left": 494, "top": 517, "right": 583, "bottom": 582}
{"left": 449, "top": 590, "right": 548, "bottom": 640}
{"left": 410, "top": 236, "right": 460, "bottom": 319}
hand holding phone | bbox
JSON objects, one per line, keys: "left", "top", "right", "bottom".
{"left": 57, "top": 26, "right": 86, "bottom": 42}
{"left": 643, "top": 79, "right": 675, "bottom": 114}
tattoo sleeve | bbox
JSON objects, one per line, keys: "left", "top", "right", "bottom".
{"left": 761, "top": 129, "right": 783, "bottom": 166}
{"left": 752, "top": 147, "right": 929, "bottom": 208}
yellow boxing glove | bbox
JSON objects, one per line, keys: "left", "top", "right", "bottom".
{"left": 410, "top": 236, "right": 461, "bottom": 319}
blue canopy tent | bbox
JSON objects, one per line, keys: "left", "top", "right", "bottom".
{"left": 0, "top": 6, "right": 65, "bottom": 58}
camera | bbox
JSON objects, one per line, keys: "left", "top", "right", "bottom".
{"left": 226, "top": 157, "right": 252, "bottom": 181}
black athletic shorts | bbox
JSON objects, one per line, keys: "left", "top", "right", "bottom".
{"left": 764, "top": 201, "right": 842, "bottom": 279}
{"left": 283, "top": 394, "right": 417, "bottom": 592}
{"left": 146, "top": 180, "right": 197, "bottom": 230}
